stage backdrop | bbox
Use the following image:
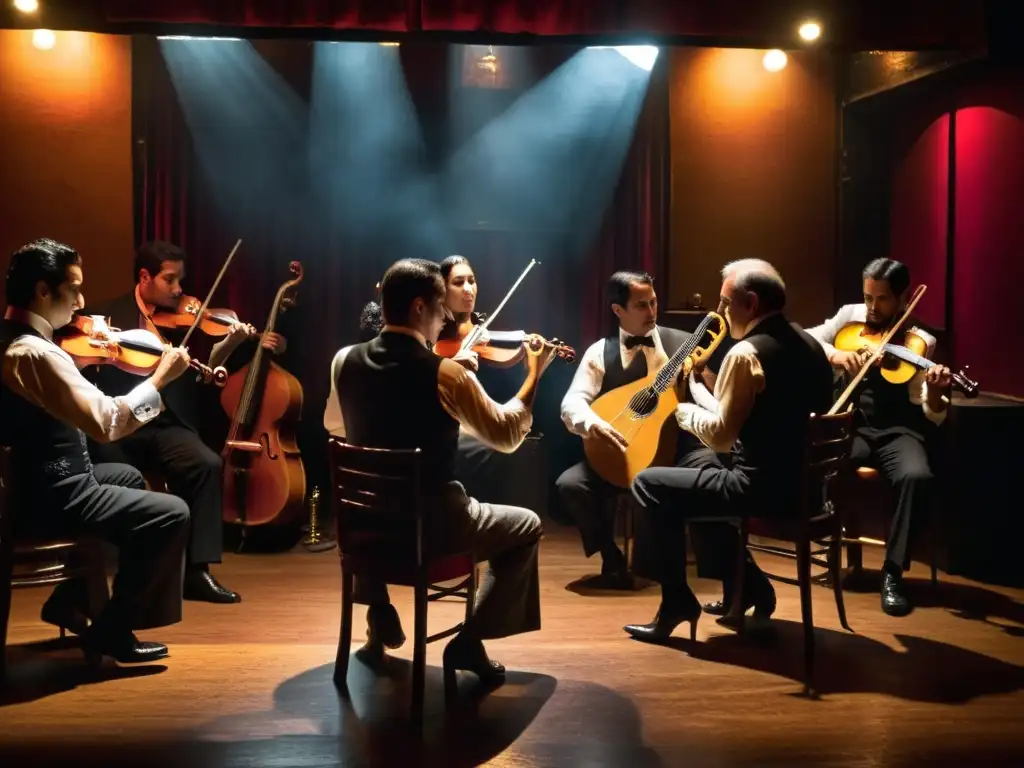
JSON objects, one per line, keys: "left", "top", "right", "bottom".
{"left": 132, "top": 37, "right": 671, "bottom": 503}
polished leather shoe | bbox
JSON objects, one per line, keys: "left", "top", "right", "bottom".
{"left": 704, "top": 580, "right": 777, "bottom": 621}
{"left": 184, "top": 569, "right": 241, "bottom": 603}
{"left": 881, "top": 571, "right": 912, "bottom": 617}
{"left": 40, "top": 600, "right": 91, "bottom": 638}
{"left": 624, "top": 592, "right": 702, "bottom": 644}
{"left": 443, "top": 635, "right": 506, "bottom": 683}
{"left": 82, "top": 629, "right": 169, "bottom": 666}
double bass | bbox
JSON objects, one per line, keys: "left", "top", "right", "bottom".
{"left": 220, "top": 261, "right": 306, "bottom": 529}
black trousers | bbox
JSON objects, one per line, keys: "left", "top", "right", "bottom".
{"left": 26, "top": 463, "right": 189, "bottom": 632}
{"left": 850, "top": 429, "right": 934, "bottom": 571}
{"left": 454, "top": 431, "right": 505, "bottom": 500}
{"left": 89, "top": 415, "right": 224, "bottom": 565}
{"left": 629, "top": 450, "right": 766, "bottom": 593}
{"left": 555, "top": 433, "right": 715, "bottom": 560}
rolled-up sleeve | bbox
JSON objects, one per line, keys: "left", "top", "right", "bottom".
{"left": 437, "top": 359, "right": 532, "bottom": 453}
{"left": 3, "top": 339, "right": 163, "bottom": 444}
{"left": 676, "top": 346, "right": 764, "bottom": 453}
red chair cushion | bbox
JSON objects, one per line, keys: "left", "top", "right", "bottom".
{"left": 340, "top": 551, "right": 474, "bottom": 587}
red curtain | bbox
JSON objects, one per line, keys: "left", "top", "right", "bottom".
{"left": 63, "top": 1, "right": 986, "bottom": 49}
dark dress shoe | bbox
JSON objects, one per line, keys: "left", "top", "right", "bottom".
{"left": 40, "top": 600, "right": 91, "bottom": 638}
{"left": 184, "top": 569, "right": 241, "bottom": 603}
{"left": 82, "top": 629, "right": 169, "bottom": 666}
{"left": 443, "top": 635, "right": 506, "bottom": 686}
{"left": 357, "top": 603, "right": 406, "bottom": 662}
{"left": 704, "top": 580, "right": 777, "bottom": 621}
{"left": 881, "top": 571, "right": 912, "bottom": 617}
{"left": 624, "top": 591, "right": 702, "bottom": 644}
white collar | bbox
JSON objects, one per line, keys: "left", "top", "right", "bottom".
{"left": 4, "top": 306, "right": 55, "bottom": 341}
{"left": 618, "top": 325, "right": 658, "bottom": 343}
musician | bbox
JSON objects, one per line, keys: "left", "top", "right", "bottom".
{"left": 324, "top": 258, "right": 557, "bottom": 683}
{"left": 435, "top": 255, "right": 515, "bottom": 497}
{"left": 623, "top": 260, "right": 833, "bottom": 642}
{"left": 557, "top": 271, "right": 707, "bottom": 588}
{"left": 81, "top": 241, "right": 283, "bottom": 604}
{"left": 806, "top": 258, "right": 951, "bottom": 616}
{"left": 1, "top": 238, "right": 192, "bottom": 663}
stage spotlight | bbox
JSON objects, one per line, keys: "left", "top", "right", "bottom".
{"left": 14, "top": 0, "right": 39, "bottom": 13}
{"left": 763, "top": 49, "right": 787, "bottom": 72}
{"left": 587, "top": 45, "right": 659, "bottom": 71}
{"left": 798, "top": 21, "right": 822, "bottom": 42}
{"left": 32, "top": 29, "right": 55, "bottom": 50}
{"left": 379, "top": 42, "right": 400, "bottom": 47}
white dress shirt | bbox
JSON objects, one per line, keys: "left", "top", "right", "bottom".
{"left": 804, "top": 303, "right": 946, "bottom": 425}
{"left": 560, "top": 326, "right": 676, "bottom": 436}
{"left": 324, "top": 326, "right": 533, "bottom": 453}
{"left": 2, "top": 307, "right": 164, "bottom": 443}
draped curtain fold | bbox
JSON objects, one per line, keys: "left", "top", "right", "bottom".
{"left": 92, "top": 0, "right": 988, "bottom": 49}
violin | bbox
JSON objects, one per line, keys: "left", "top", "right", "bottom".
{"left": 433, "top": 319, "right": 576, "bottom": 366}
{"left": 151, "top": 294, "right": 241, "bottom": 337}
{"left": 58, "top": 315, "right": 228, "bottom": 385}
{"left": 833, "top": 321, "right": 979, "bottom": 397}
{"left": 433, "top": 258, "right": 576, "bottom": 366}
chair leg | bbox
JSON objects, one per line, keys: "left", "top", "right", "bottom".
{"left": 334, "top": 570, "right": 354, "bottom": 694}
{"left": 829, "top": 532, "right": 852, "bottom": 632}
{"left": 725, "top": 520, "right": 749, "bottom": 632}
{"left": 465, "top": 562, "right": 478, "bottom": 624}
{"left": 412, "top": 581, "right": 428, "bottom": 726}
{"left": 0, "top": 584, "right": 11, "bottom": 684}
{"left": 797, "top": 538, "right": 816, "bottom": 697}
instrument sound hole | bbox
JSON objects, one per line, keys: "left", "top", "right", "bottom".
{"left": 627, "top": 388, "right": 658, "bottom": 418}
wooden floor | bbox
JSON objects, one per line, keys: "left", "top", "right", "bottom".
{"left": 2, "top": 527, "right": 1023, "bottom": 767}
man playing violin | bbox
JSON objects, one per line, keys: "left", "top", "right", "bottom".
{"left": 1, "top": 238, "right": 193, "bottom": 663}
{"left": 557, "top": 270, "right": 709, "bottom": 588}
{"left": 324, "top": 258, "right": 557, "bottom": 685}
{"left": 80, "top": 241, "right": 284, "bottom": 604}
{"left": 806, "top": 258, "right": 951, "bottom": 617}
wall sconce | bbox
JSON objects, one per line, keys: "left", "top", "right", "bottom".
{"left": 462, "top": 44, "right": 508, "bottom": 88}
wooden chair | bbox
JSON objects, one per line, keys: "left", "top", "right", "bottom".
{"left": 0, "top": 446, "right": 106, "bottom": 682}
{"left": 837, "top": 465, "right": 939, "bottom": 588}
{"left": 327, "top": 437, "right": 477, "bottom": 725}
{"left": 722, "top": 407, "right": 857, "bottom": 697}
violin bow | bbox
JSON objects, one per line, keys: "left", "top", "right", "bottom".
{"left": 180, "top": 238, "right": 243, "bottom": 348}
{"left": 460, "top": 258, "right": 539, "bottom": 352}
{"left": 827, "top": 284, "right": 927, "bottom": 415}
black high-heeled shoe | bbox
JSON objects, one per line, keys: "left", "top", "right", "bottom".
{"left": 704, "top": 582, "right": 777, "bottom": 621}
{"left": 40, "top": 602, "right": 90, "bottom": 639}
{"left": 442, "top": 636, "right": 506, "bottom": 703}
{"left": 623, "top": 590, "right": 702, "bottom": 644}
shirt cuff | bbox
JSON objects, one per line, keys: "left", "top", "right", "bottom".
{"left": 122, "top": 381, "right": 164, "bottom": 424}
{"left": 675, "top": 402, "right": 697, "bottom": 432}
{"left": 921, "top": 383, "right": 949, "bottom": 425}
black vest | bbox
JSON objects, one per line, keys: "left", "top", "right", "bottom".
{"left": 596, "top": 326, "right": 692, "bottom": 397}
{"left": 733, "top": 315, "right": 834, "bottom": 508}
{"left": 337, "top": 332, "right": 461, "bottom": 485}
{"left": 80, "top": 292, "right": 198, "bottom": 430}
{"left": 854, "top": 367, "right": 932, "bottom": 437}
{"left": 0, "top": 319, "right": 94, "bottom": 489}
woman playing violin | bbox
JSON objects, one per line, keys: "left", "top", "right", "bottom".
{"left": 437, "top": 255, "right": 488, "bottom": 371}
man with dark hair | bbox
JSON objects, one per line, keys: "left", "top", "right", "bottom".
{"left": 324, "top": 258, "right": 557, "bottom": 683}
{"left": 556, "top": 270, "right": 709, "bottom": 587}
{"left": 623, "top": 259, "right": 833, "bottom": 642}
{"left": 806, "top": 257, "right": 951, "bottom": 616}
{"left": 1, "top": 238, "right": 193, "bottom": 663}
{"left": 80, "top": 240, "right": 285, "bottom": 604}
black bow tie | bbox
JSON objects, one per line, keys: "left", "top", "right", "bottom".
{"left": 624, "top": 335, "right": 655, "bottom": 349}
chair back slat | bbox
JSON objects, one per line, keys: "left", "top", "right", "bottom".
{"left": 328, "top": 437, "right": 425, "bottom": 563}
{"left": 800, "top": 406, "right": 856, "bottom": 523}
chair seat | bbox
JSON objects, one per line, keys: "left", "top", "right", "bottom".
{"left": 340, "top": 551, "right": 474, "bottom": 586}
{"left": 855, "top": 466, "right": 881, "bottom": 481}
